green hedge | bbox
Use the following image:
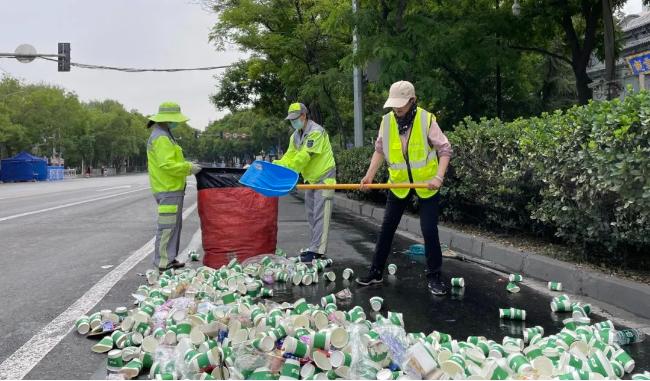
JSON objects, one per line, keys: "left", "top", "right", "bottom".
{"left": 336, "top": 92, "right": 650, "bottom": 267}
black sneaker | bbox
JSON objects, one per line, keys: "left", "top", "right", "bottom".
{"left": 356, "top": 268, "right": 383, "bottom": 286}
{"left": 299, "top": 251, "right": 318, "bottom": 263}
{"left": 158, "top": 259, "right": 185, "bottom": 272}
{"left": 427, "top": 273, "right": 448, "bottom": 295}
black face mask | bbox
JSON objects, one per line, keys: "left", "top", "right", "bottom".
{"left": 395, "top": 101, "right": 417, "bottom": 134}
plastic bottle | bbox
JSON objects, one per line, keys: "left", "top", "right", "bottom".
{"left": 614, "top": 329, "right": 646, "bottom": 345}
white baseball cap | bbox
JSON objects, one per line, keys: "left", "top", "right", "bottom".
{"left": 383, "top": 81, "right": 416, "bottom": 108}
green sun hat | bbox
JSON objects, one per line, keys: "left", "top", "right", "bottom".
{"left": 148, "top": 101, "right": 189, "bottom": 124}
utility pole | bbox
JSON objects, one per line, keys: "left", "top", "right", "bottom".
{"left": 352, "top": 0, "right": 364, "bottom": 147}
{"left": 602, "top": 0, "right": 616, "bottom": 99}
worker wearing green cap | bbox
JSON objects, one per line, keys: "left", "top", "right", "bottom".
{"left": 147, "top": 101, "right": 202, "bottom": 272}
{"left": 274, "top": 102, "right": 336, "bottom": 262}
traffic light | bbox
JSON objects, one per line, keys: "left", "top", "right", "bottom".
{"left": 58, "top": 43, "right": 70, "bottom": 72}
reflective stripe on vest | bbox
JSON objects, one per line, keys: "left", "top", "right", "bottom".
{"left": 382, "top": 110, "right": 433, "bottom": 169}
{"left": 381, "top": 108, "right": 438, "bottom": 199}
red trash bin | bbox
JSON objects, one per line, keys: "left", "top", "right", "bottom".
{"left": 196, "top": 168, "right": 278, "bottom": 269}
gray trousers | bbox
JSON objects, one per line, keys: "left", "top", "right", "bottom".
{"left": 153, "top": 191, "right": 184, "bottom": 269}
{"left": 305, "top": 187, "right": 334, "bottom": 254}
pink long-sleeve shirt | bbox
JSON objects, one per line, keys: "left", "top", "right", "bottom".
{"left": 375, "top": 117, "right": 453, "bottom": 158}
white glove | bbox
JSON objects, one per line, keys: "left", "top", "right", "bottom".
{"left": 190, "top": 163, "right": 202, "bottom": 175}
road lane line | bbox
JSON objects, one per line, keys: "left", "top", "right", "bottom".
{"left": 96, "top": 185, "right": 132, "bottom": 192}
{"left": 0, "top": 187, "right": 149, "bottom": 222}
{"left": 0, "top": 202, "right": 198, "bottom": 380}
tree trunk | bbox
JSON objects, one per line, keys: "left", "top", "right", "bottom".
{"left": 575, "top": 67, "right": 593, "bottom": 105}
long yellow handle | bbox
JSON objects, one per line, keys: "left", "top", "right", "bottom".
{"left": 296, "top": 183, "right": 430, "bottom": 190}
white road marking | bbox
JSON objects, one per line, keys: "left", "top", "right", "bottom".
{"left": 0, "top": 187, "right": 149, "bottom": 222}
{"left": 96, "top": 185, "right": 132, "bottom": 192}
{"left": 0, "top": 202, "right": 199, "bottom": 380}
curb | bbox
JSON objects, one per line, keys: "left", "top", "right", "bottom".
{"left": 318, "top": 192, "right": 650, "bottom": 319}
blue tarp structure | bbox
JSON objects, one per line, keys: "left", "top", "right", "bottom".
{"left": 0, "top": 151, "right": 48, "bottom": 182}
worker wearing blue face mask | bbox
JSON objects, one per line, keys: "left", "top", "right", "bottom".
{"left": 146, "top": 101, "right": 202, "bottom": 272}
{"left": 274, "top": 102, "right": 336, "bottom": 262}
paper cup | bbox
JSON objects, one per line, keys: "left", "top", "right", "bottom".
{"left": 441, "top": 354, "right": 466, "bottom": 376}
{"left": 120, "top": 358, "right": 143, "bottom": 379}
{"left": 613, "top": 348, "right": 635, "bottom": 373}
{"left": 342, "top": 268, "right": 354, "bottom": 280}
{"left": 548, "top": 281, "right": 563, "bottom": 291}
{"left": 190, "top": 327, "right": 206, "bottom": 346}
{"left": 76, "top": 315, "right": 90, "bottom": 334}
{"left": 253, "top": 336, "right": 275, "bottom": 352}
{"left": 450, "top": 277, "right": 465, "bottom": 287}
{"left": 587, "top": 350, "right": 616, "bottom": 379}
{"left": 312, "top": 349, "right": 332, "bottom": 371}
{"left": 482, "top": 359, "right": 510, "bottom": 380}
{"left": 311, "top": 331, "right": 331, "bottom": 350}
{"left": 330, "top": 350, "right": 352, "bottom": 368}
{"left": 330, "top": 327, "right": 349, "bottom": 349}
{"left": 293, "top": 298, "right": 309, "bottom": 315}
{"left": 509, "top": 274, "right": 523, "bottom": 282}
{"left": 387, "top": 311, "right": 404, "bottom": 326}
{"left": 324, "top": 271, "right": 336, "bottom": 282}
{"left": 248, "top": 367, "right": 274, "bottom": 380}
{"left": 92, "top": 336, "right": 114, "bottom": 353}
{"left": 282, "top": 336, "right": 309, "bottom": 358}
{"left": 300, "top": 363, "right": 316, "bottom": 379}
{"left": 387, "top": 264, "right": 397, "bottom": 275}
{"left": 507, "top": 352, "right": 532, "bottom": 374}
{"left": 531, "top": 356, "right": 553, "bottom": 377}
{"left": 507, "top": 307, "right": 526, "bottom": 320}
{"left": 107, "top": 349, "right": 124, "bottom": 372}
{"left": 506, "top": 282, "right": 520, "bottom": 293}
{"left": 370, "top": 296, "right": 384, "bottom": 312}
{"left": 279, "top": 358, "right": 301, "bottom": 380}
{"left": 321, "top": 294, "right": 336, "bottom": 308}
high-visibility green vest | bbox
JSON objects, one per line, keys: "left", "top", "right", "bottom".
{"left": 147, "top": 126, "right": 191, "bottom": 194}
{"left": 381, "top": 107, "right": 438, "bottom": 199}
{"left": 274, "top": 120, "right": 336, "bottom": 184}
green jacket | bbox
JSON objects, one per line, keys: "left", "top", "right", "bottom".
{"left": 274, "top": 120, "right": 336, "bottom": 184}
{"left": 147, "top": 125, "right": 191, "bottom": 194}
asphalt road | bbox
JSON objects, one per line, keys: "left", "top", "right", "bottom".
{"left": 0, "top": 176, "right": 647, "bottom": 379}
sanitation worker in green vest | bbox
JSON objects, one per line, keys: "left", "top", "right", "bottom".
{"left": 147, "top": 101, "right": 202, "bottom": 272}
{"left": 357, "top": 81, "right": 453, "bottom": 295}
{"left": 274, "top": 102, "right": 336, "bottom": 263}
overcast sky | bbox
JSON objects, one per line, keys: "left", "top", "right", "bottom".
{"left": 0, "top": 0, "right": 245, "bottom": 131}
{"left": 0, "top": 1, "right": 645, "bottom": 131}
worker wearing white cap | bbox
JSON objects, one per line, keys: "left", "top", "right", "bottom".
{"left": 357, "top": 81, "right": 453, "bottom": 295}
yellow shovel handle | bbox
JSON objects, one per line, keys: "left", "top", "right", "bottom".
{"left": 296, "top": 183, "right": 430, "bottom": 190}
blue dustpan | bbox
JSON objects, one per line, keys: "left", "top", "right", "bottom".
{"left": 239, "top": 160, "right": 300, "bottom": 197}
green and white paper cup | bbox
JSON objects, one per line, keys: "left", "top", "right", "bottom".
{"left": 107, "top": 349, "right": 124, "bottom": 372}
{"left": 282, "top": 336, "right": 309, "bottom": 358}
{"left": 548, "top": 281, "right": 563, "bottom": 291}
{"left": 506, "top": 282, "right": 520, "bottom": 293}
{"left": 441, "top": 354, "right": 466, "bottom": 376}
{"left": 279, "top": 358, "right": 301, "bottom": 380}
{"left": 370, "top": 296, "right": 384, "bottom": 312}
{"left": 387, "top": 264, "right": 397, "bottom": 275}
{"left": 509, "top": 274, "right": 523, "bottom": 282}
{"left": 342, "top": 268, "right": 354, "bottom": 280}
{"left": 324, "top": 271, "right": 336, "bottom": 282}
{"left": 330, "top": 350, "right": 352, "bottom": 368}
{"left": 321, "top": 294, "right": 336, "bottom": 308}
{"left": 92, "top": 336, "right": 114, "bottom": 353}
{"left": 451, "top": 277, "right": 465, "bottom": 287}
{"left": 248, "top": 367, "right": 274, "bottom": 380}
{"left": 76, "top": 315, "right": 90, "bottom": 334}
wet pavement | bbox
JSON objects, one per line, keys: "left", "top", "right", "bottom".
{"left": 273, "top": 196, "right": 650, "bottom": 374}
{"left": 21, "top": 191, "right": 648, "bottom": 379}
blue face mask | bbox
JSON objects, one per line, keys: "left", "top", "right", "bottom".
{"left": 168, "top": 122, "right": 178, "bottom": 129}
{"left": 290, "top": 119, "right": 303, "bottom": 130}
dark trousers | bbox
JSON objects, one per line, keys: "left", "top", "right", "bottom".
{"left": 371, "top": 191, "right": 442, "bottom": 277}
